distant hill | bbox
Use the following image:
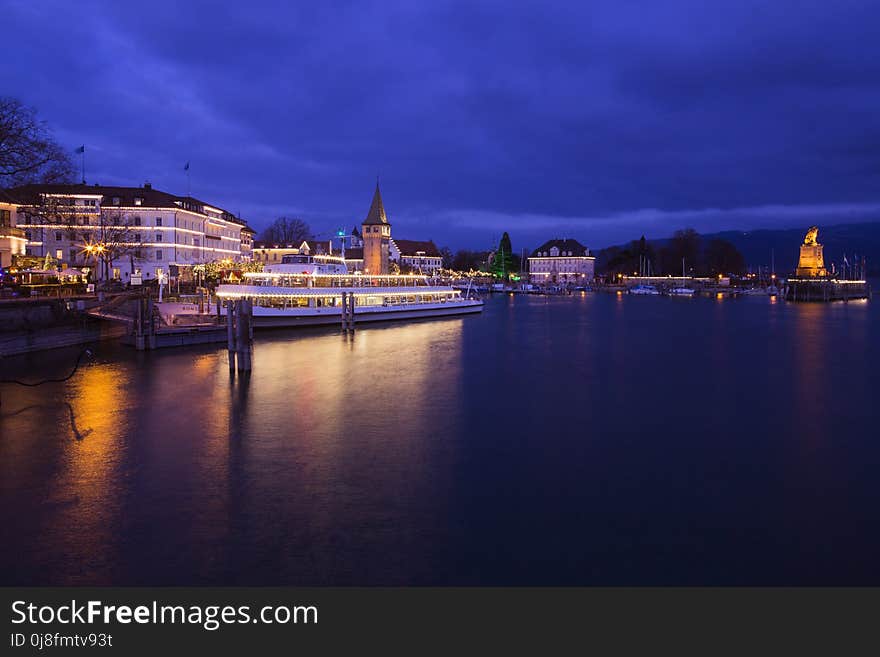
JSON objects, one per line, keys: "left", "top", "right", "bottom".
{"left": 599, "top": 221, "right": 880, "bottom": 275}
{"left": 703, "top": 223, "right": 880, "bottom": 275}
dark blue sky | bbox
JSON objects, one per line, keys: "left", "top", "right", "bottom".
{"left": 4, "top": 0, "right": 880, "bottom": 250}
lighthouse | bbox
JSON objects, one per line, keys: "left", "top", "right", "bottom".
{"left": 361, "top": 182, "right": 391, "bottom": 275}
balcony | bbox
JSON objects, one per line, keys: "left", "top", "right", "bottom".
{"left": 0, "top": 226, "right": 26, "bottom": 239}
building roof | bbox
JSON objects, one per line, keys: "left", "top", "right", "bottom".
{"left": 344, "top": 247, "right": 364, "bottom": 260}
{"left": 530, "top": 238, "right": 591, "bottom": 258}
{"left": 302, "top": 240, "right": 334, "bottom": 255}
{"left": 0, "top": 188, "right": 22, "bottom": 204}
{"left": 7, "top": 182, "right": 252, "bottom": 230}
{"left": 351, "top": 226, "right": 361, "bottom": 237}
{"left": 362, "top": 183, "right": 389, "bottom": 225}
{"left": 392, "top": 239, "right": 441, "bottom": 257}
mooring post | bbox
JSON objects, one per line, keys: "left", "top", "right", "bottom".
{"left": 341, "top": 292, "right": 348, "bottom": 333}
{"left": 135, "top": 296, "right": 144, "bottom": 351}
{"left": 147, "top": 295, "right": 156, "bottom": 350}
{"left": 227, "top": 300, "right": 236, "bottom": 373}
{"left": 236, "top": 298, "right": 252, "bottom": 372}
{"left": 247, "top": 297, "right": 254, "bottom": 342}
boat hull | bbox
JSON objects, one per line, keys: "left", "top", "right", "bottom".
{"left": 249, "top": 300, "right": 484, "bottom": 328}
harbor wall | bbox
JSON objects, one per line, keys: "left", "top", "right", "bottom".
{"left": 0, "top": 297, "right": 120, "bottom": 356}
{"left": 784, "top": 279, "right": 871, "bottom": 302}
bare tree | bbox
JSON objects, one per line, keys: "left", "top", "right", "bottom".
{"left": 15, "top": 195, "right": 142, "bottom": 284}
{"left": 259, "top": 216, "right": 312, "bottom": 244}
{"left": 0, "top": 97, "right": 75, "bottom": 186}
{"left": 13, "top": 193, "right": 80, "bottom": 260}
{"left": 94, "top": 210, "right": 145, "bottom": 282}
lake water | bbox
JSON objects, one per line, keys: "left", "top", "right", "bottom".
{"left": 1, "top": 289, "right": 877, "bottom": 585}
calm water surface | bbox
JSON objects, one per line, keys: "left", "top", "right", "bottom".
{"left": 1, "top": 291, "right": 877, "bottom": 585}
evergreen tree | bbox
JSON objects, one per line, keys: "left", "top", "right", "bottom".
{"left": 491, "top": 232, "right": 514, "bottom": 279}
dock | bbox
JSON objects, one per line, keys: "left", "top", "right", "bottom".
{"left": 784, "top": 278, "right": 871, "bottom": 302}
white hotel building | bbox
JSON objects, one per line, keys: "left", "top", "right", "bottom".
{"left": 9, "top": 183, "right": 254, "bottom": 281}
{"left": 528, "top": 238, "right": 595, "bottom": 284}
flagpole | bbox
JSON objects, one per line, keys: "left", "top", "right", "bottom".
{"left": 81, "top": 148, "right": 85, "bottom": 184}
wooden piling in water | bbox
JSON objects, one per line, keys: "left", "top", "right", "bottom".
{"left": 226, "top": 300, "right": 236, "bottom": 372}
{"left": 235, "top": 298, "right": 252, "bottom": 372}
{"left": 146, "top": 296, "right": 156, "bottom": 350}
{"left": 340, "top": 291, "right": 356, "bottom": 333}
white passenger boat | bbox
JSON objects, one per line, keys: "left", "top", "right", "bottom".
{"left": 667, "top": 287, "right": 695, "bottom": 296}
{"left": 216, "top": 254, "right": 483, "bottom": 328}
{"left": 629, "top": 284, "right": 661, "bottom": 295}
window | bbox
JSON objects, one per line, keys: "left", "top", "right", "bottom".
{"left": 55, "top": 232, "right": 62, "bottom": 241}
{"left": 156, "top": 217, "right": 162, "bottom": 226}
{"left": 193, "top": 238, "right": 200, "bottom": 247}
{"left": 112, "top": 197, "right": 120, "bottom": 205}
{"left": 55, "top": 249, "right": 63, "bottom": 259}
{"left": 0, "top": 209, "right": 9, "bottom": 226}
{"left": 134, "top": 234, "right": 140, "bottom": 242}
{"left": 156, "top": 250, "right": 163, "bottom": 260}
{"left": 134, "top": 216, "right": 141, "bottom": 226}
{"left": 155, "top": 233, "right": 162, "bottom": 242}
{"left": 69, "top": 248, "right": 77, "bottom": 262}
{"left": 134, "top": 197, "right": 143, "bottom": 206}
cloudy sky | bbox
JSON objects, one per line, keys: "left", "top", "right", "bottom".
{"left": 4, "top": 0, "right": 880, "bottom": 250}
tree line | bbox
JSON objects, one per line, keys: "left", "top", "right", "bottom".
{"left": 597, "top": 229, "right": 746, "bottom": 277}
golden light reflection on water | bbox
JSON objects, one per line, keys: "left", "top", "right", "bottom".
{"left": 50, "top": 364, "right": 132, "bottom": 583}
{"left": 236, "top": 320, "right": 465, "bottom": 579}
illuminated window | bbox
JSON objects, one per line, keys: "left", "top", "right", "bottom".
{"left": 134, "top": 197, "right": 143, "bottom": 206}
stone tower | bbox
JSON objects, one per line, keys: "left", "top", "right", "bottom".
{"left": 361, "top": 183, "right": 391, "bottom": 275}
{"left": 795, "top": 225, "right": 827, "bottom": 277}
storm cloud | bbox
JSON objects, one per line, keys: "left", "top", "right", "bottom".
{"left": 3, "top": 0, "right": 880, "bottom": 249}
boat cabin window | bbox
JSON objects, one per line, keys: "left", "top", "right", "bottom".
{"left": 281, "top": 254, "right": 313, "bottom": 264}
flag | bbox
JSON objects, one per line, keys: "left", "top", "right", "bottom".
{"left": 184, "top": 161, "right": 190, "bottom": 171}
{"left": 75, "top": 145, "right": 85, "bottom": 154}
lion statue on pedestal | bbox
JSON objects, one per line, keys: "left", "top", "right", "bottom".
{"left": 803, "top": 226, "right": 819, "bottom": 246}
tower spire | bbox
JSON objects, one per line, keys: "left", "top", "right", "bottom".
{"left": 363, "top": 181, "right": 388, "bottom": 225}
